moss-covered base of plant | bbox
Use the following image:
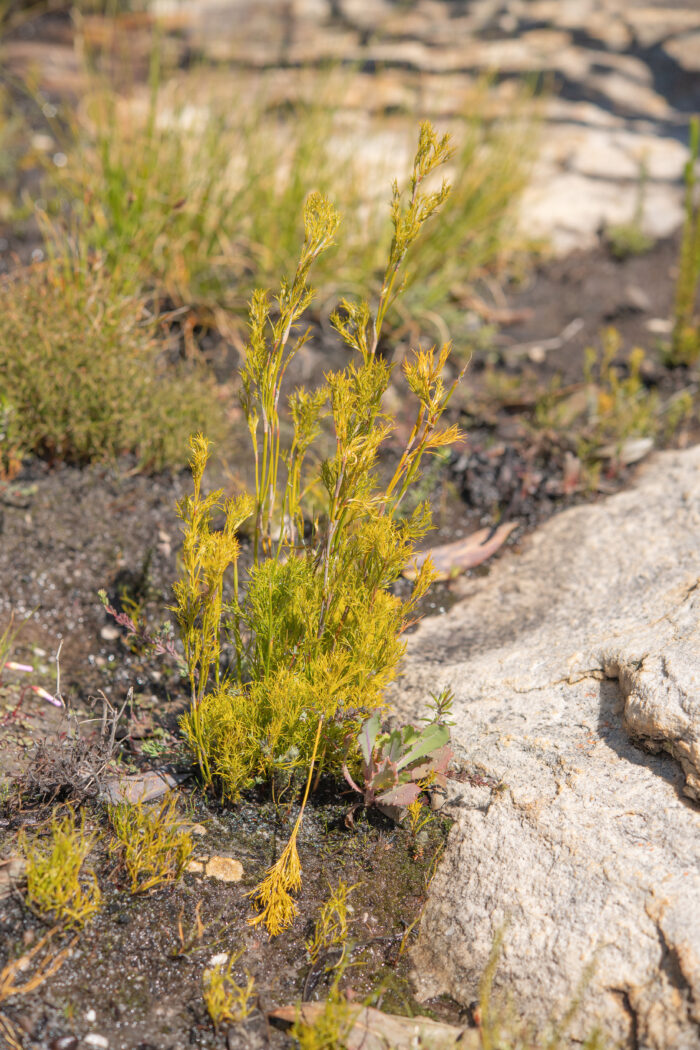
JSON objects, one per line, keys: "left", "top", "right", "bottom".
{"left": 0, "top": 788, "right": 457, "bottom": 1048}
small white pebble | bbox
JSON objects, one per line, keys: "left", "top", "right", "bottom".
{"left": 31, "top": 133, "right": 53, "bottom": 152}
{"left": 208, "top": 952, "right": 229, "bottom": 968}
{"left": 85, "top": 1010, "right": 96, "bottom": 1023}
{"left": 84, "top": 1036, "right": 109, "bottom": 1049}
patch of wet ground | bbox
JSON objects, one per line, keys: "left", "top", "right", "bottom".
{"left": 0, "top": 789, "right": 456, "bottom": 1050}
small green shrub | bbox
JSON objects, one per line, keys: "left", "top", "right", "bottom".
{"left": 342, "top": 707, "right": 453, "bottom": 814}
{"left": 20, "top": 808, "right": 101, "bottom": 928}
{"left": 0, "top": 259, "right": 219, "bottom": 472}
{"left": 107, "top": 793, "right": 193, "bottom": 893}
{"left": 579, "top": 332, "right": 659, "bottom": 466}
{"left": 669, "top": 116, "right": 700, "bottom": 365}
{"left": 606, "top": 221, "right": 653, "bottom": 261}
{"left": 176, "top": 124, "right": 462, "bottom": 802}
{"left": 532, "top": 328, "right": 690, "bottom": 484}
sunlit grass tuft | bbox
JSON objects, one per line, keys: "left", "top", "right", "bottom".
{"left": 20, "top": 808, "right": 101, "bottom": 929}
{"left": 107, "top": 793, "right": 193, "bottom": 894}
{"left": 202, "top": 952, "right": 257, "bottom": 1028}
{"left": 0, "top": 257, "right": 221, "bottom": 473}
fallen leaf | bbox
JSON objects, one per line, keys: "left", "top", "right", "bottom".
{"left": 376, "top": 781, "right": 422, "bottom": 808}
{"left": 269, "top": 1003, "right": 478, "bottom": 1050}
{"left": 599, "top": 437, "right": 654, "bottom": 465}
{"left": 404, "top": 522, "right": 517, "bottom": 581}
{"left": 99, "top": 770, "right": 181, "bottom": 805}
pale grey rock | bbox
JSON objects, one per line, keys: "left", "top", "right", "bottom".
{"left": 665, "top": 32, "right": 700, "bottom": 74}
{"left": 606, "top": 631, "right": 700, "bottom": 802}
{"left": 587, "top": 13, "right": 632, "bottom": 51}
{"left": 586, "top": 71, "right": 672, "bottom": 120}
{"left": 396, "top": 446, "right": 700, "bottom": 1048}
{"left": 520, "top": 167, "right": 683, "bottom": 254}
{"left": 632, "top": 8, "right": 700, "bottom": 49}
{"left": 144, "top": 0, "right": 697, "bottom": 255}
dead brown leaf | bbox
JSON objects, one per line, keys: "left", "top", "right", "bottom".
{"left": 404, "top": 522, "right": 517, "bottom": 581}
{"left": 269, "top": 1003, "right": 478, "bottom": 1050}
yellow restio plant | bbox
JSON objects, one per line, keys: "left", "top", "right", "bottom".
{"left": 305, "top": 879, "right": 356, "bottom": 966}
{"left": 247, "top": 718, "right": 323, "bottom": 936}
{"left": 107, "top": 794, "right": 193, "bottom": 894}
{"left": 202, "top": 951, "right": 256, "bottom": 1028}
{"left": 20, "top": 809, "right": 101, "bottom": 929}
{"left": 176, "top": 123, "right": 463, "bottom": 808}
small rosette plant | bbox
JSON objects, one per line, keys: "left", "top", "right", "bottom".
{"left": 342, "top": 710, "right": 453, "bottom": 818}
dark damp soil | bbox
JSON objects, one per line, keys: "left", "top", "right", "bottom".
{"left": 0, "top": 789, "right": 458, "bottom": 1050}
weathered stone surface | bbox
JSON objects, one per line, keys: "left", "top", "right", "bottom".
{"left": 395, "top": 446, "right": 700, "bottom": 1048}
{"left": 520, "top": 166, "right": 683, "bottom": 255}
{"left": 634, "top": 9, "right": 700, "bottom": 49}
{"left": 149, "top": 0, "right": 697, "bottom": 255}
{"left": 665, "top": 32, "right": 700, "bottom": 74}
